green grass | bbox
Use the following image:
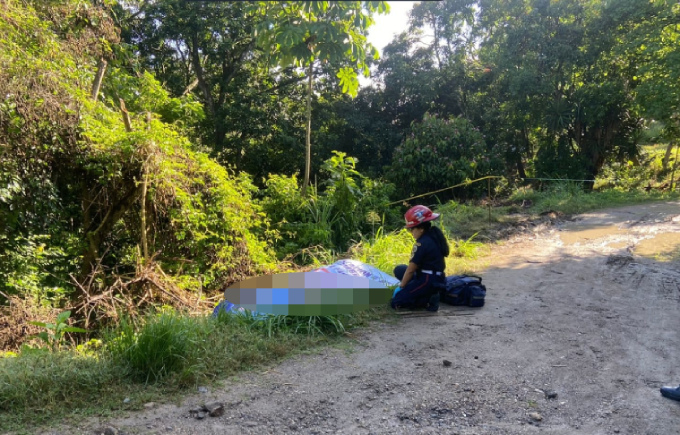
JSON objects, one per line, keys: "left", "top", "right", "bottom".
{"left": 352, "top": 227, "right": 414, "bottom": 273}
{"left": 509, "top": 184, "right": 679, "bottom": 216}
{"left": 437, "top": 201, "right": 501, "bottom": 240}
{"left": 352, "top": 225, "right": 485, "bottom": 277}
{"left": 432, "top": 183, "right": 680, "bottom": 240}
{"left": 0, "top": 307, "right": 388, "bottom": 432}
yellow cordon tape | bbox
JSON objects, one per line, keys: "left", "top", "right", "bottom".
{"left": 386, "top": 176, "right": 504, "bottom": 206}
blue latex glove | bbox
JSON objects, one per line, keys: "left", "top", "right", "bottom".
{"left": 392, "top": 286, "right": 402, "bottom": 297}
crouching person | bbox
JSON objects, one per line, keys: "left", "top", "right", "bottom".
{"left": 391, "top": 205, "right": 449, "bottom": 311}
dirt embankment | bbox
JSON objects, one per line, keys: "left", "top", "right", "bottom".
{"left": 46, "top": 201, "right": 680, "bottom": 435}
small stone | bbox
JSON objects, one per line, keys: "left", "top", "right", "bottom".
{"left": 143, "top": 402, "right": 156, "bottom": 409}
{"left": 102, "top": 427, "right": 118, "bottom": 435}
{"left": 545, "top": 390, "right": 558, "bottom": 399}
{"left": 474, "top": 356, "right": 479, "bottom": 359}
{"left": 123, "top": 398, "right": 131, "bottom": 404}
{"left": 204, "top": 402, "right": 225, "bottom": 417}
{"left": 529, "top": 412, "right": 543, "bottom": 421}
{"left": 198, "top": 386, "right": 208, "bottom": 394}
{"left": 195, "top": 411, "right": 207, "bottom": 420}
{"left": 443, "top": 360, "right": 452, "bottom": 367}
{"left": 243, "top": 421, "right": 258, "bottom": 427}
{"left": 613, "top": 429, "right": 620, "bottom": 433}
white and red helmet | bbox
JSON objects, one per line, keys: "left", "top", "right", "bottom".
{"left": 404, "top": 205, "right": 440, "bottom": 228}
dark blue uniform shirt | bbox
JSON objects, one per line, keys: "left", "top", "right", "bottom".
{"left": 410, "top": 231, "right": 445, "bottom": 273}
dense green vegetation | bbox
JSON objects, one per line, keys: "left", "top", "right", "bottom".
{"left": 1, "top": 0, "right": 679, "bottom": 429}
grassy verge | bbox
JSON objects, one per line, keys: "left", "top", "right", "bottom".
{"left": 507, "top": 185, "right": 679, "bottom": 216}
{"left": 0, "top": 307, "right": 388, "bottom": 432}
{"left": 436, "top": 185, "right": 680, "bottom": 240}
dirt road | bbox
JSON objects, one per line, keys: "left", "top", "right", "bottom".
{"left": 54, "top": 201, "right": 680, "bottom": 435}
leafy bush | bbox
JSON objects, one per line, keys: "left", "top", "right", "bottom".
{"left": 259, "top": 173, "right": 328, "bottom": 260}
{"left": 595, "top": 143, "right": 674, "bottom": 191}
{"left": 0, "top": 235, "right": 77, "bottom": 305}
{"left": 533, "top": 136, "right": 590, "bottom": 182}
{"left": 0, "top": 0, "right": 276, "bottom": 308}
{"left": 28, "top": 310, "right": 87, "bottom": 352}
{"left": 259, "top": 153, "right": 396, "bottom": 262}
{"left": 390, "top": 114, "right": 502, "bottom": 199}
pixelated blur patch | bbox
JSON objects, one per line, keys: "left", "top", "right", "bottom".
{"left": 223, "top": 271, "right": 393, "bottom": 316}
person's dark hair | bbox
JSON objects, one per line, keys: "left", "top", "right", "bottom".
{"left": 415, "top": 221, "right": 450, "bottom": 257}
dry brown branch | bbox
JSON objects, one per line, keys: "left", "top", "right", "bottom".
{"left": 67, "top": 255, "right": 214, "bottom": 332}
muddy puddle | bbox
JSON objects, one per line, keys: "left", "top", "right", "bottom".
{"left": 559, "top": 224, "right": 630, "bottom": 245}
{"left": 633, "top": 232, "right": 680, "bottom": 261}
{"left": 560, "top": 222, "right": 680, "bottom": 261}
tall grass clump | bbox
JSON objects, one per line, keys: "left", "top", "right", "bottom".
{"left": 217, "top": 309, "right": 362, "bottom": 337}
{"left": 351, "top": 224, "right": 485, "bottom": 277}
{"left": 106, "top": 310, "right": 213, "bottom": 384}
{"left": 352, "top": 227, "right": 414, "bottom": 274}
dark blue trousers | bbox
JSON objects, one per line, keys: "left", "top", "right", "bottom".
{"left": 391, "top": 264, "right": 444, "bottom": 310}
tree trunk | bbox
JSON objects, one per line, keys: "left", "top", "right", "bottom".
{"left": 119, "top": 99, "right": 132, "bottom": 132}
{"left": 670, "top": 142, "right": 679, "bottom": 190}
{"left": 516, "top": 156, "right": 527, "bottom": 179}
{"left": 302, "top": 61, "right": 313, "bottom": 196}
{"left": 190, "top": 33, "right": 215, "bottom": 119}
{"left": 91, "top": 58, "right": 107, "bottom": 101}
{"left": 79, "top": 100, "right": 142, "bottom": 280}
{"left": 213, "top": 114, "right": 228, "bottom": 155}
{"left": 662, "top": 141, "right": 674, "bottom": 171}
{"left": 141, "top": 112, "right": 152, "bottom": 264}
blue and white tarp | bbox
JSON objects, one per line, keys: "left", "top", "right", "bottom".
{"left": 312, "top": 259, "right": 399, "bottom": 287}
{"left": 213, "top": 259, "right": 398, "bottom": 317}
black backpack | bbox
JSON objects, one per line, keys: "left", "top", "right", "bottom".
{"left": 440, "top": 275, "right": 486, "bottom": 307}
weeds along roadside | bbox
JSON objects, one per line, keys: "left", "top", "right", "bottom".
{"left": 0, "top": 306, "right": 388, "bottom": 432}
{"left": 436, "top": 185, "right": 680, "bottom": 241}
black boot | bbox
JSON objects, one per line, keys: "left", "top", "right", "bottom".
{"left": 426, "top": 292, "right": 440, "bottom": 312}
{"left": 660, "top": 385, "right": 680, "bottom": 401}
